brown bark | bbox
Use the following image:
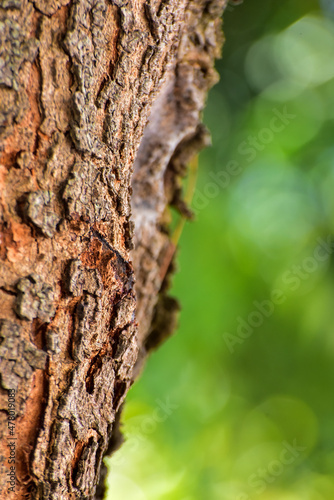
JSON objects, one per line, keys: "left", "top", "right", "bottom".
{"left": 0, "top": 0, "right": 227, "bottom": 498}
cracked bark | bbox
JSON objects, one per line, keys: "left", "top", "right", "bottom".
{"left": 0, "top": 0, "right": 227, "bottom": 498}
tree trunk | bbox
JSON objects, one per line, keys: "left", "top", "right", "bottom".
{"left": 0, "top": 0, "right": 227, "bottom": 498}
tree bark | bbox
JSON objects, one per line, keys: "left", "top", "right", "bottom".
{"left": 0, "top": 0, "right": 227, "bottom": 498}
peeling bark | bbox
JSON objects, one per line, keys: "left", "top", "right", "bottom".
{"left": 0, "top": 0, "right": 227, "bottom": 498}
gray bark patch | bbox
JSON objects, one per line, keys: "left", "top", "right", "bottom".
{"left": 16, "top": 274, "right": 55, "bottom": 322}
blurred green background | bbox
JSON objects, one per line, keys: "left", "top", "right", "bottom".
{"left": 106, "top": 0, "right": 334, "bottom": 498}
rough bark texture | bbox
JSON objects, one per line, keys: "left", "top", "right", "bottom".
{"left": 0, "top": 0, "right": 227, "bottom": 498}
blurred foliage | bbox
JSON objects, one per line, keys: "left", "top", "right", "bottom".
{"left": 106, "top": 1, "right": 334, "bottom": 498}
